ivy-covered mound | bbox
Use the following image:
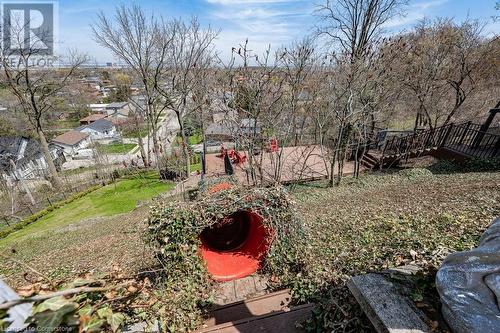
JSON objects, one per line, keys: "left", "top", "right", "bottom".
{"left": 146, "top": 185, "right": 304, "bottom": 332}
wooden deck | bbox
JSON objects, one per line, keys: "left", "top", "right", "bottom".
{"left": 205, "top": 145, "right": 360, "bottom": 185}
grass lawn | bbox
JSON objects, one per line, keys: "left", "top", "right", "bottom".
{"left": 188, "top": 133, "right": 203, "bottom": 145}
{"left": 99, "top": 143, "right": 137, "bottom": 154}
{"left": 122, "top": 128, "right": 149, "bottom": 139}
{"left": 61, "top": 166, "right": 99, "bottom": 176}
{"left": 190, "top": 163, "right": 202, "bottom": 172}
{"left": 51, "top": 119, "right": 80, "bottom": 129}
{"left": 0, "top": 173, "right": 174, "bottom": 278}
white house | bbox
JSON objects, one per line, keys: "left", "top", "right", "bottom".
{"left": 0, "top": 137, "right": 65, "bottom": 181}
{"left": 88, "top": 104, "right": 109, "bottom": 113}
{"left": 52, "top": 131, "right": 91, "bottom": 156}
{"left": 78, "top": 119, "right": 118, "bottom": 140}
{"left": 105, "top": 102, "right": 130, "bottom": 119}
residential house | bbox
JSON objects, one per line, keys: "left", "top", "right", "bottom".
{"left": 77, "top": 119, "right": 117, "bottom": 140}
{"left": 240, "top": 118, "right": 261, "bottom": 136}
{"left": 105, "top": 102, "right": 130, "bottom": 119}
{"left": 0, "top": 136, "right": 65, "bottom": 181}
{"left": 88, "top": 104, "right": 109, "bottom": 113}
{"left": 100, "top": 85, "right": 116, "bottom": 98}
{"left": 52, "top": 131, "right": 91, "bottom": 156}
{"left": 80, "top": 114, "right": 106, "bottom": 125}
{"left": 205, "top": 118, "right": 261, "bottom": 142}
{"left": 212, "top": 110, "right": 238, "bottom": 124}
{"left": 205, "top": 122, "right": 236, "bottom": 142}
{"left": 129, "top": 95, "right": 146, "bottom": 110}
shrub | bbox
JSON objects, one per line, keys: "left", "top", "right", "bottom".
{"left": 145, "top": 185, "right": 304, "bottom": 332}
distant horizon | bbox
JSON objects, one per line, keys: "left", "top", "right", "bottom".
{"left": 4, "top": 0, "right": 500, "bottom": 64}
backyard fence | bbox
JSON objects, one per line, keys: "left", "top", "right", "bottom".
{"left": 0, "top": 165, "right": 154, "bottom": 231}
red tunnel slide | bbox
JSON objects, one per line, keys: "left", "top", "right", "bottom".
{"left": 199, "top": 210, "right": 271, "bottom": 282}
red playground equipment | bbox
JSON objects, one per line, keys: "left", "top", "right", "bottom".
{"left": 200, "top": 210, "right": 270, "bottom": 281}
{"left": 218, "top": 145, "right": 247, "bottom": 164}
{"left": 199, "top": 183, "right": 272, "bottom": 282}
{"left": 268, "top": 138, "right": 279, "bottom": 153}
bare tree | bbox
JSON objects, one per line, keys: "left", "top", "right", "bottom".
{"left": 226, "top": 41, "right": 288, "bottom": 185}
{"left": 393, "top": 19, "right": 496, "bottom": 129}
{"left": 92, "top": 5, "right": 171, "bottom": 170}
{"left": 315, "top": 0, "right": 406, "bottom": 185}
{"left": 157, "top": 18, "right": 218, "bottom": 177}
{"left": 316, "top": 0, "right": 407, "bottom": 62}
{"left": 1, "top": 17, "right": 87, "bottom": 188}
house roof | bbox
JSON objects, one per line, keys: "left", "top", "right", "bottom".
{"left": 52, "top": 131, "right": 89, "bottom": 146}
{"left": 240, "top": 118, "right": 258, "bottom": 128}
{"left": 80, "top": 114, "right": 106, "bottom": 122}
{"left": 88, "top": 103, "right": 109, "bottom": 109}
{"left": 82, "top": 119, "right": 115, "bottom": 133}
{"left": 0, "top": 136, "right": 43, "bottom": 170}
{"left": 206, "top": 123, "right": 236, "bottom": 136}
{"left": 106, "top": 102, "right": 128, "bottom": 109}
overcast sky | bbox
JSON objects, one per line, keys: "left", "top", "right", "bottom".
{"left": 56, "top": 0, "right": 499, "bottom": 64}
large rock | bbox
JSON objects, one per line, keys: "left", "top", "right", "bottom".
{"left": 436, "top": 217, "right": 500, "bottom": 333}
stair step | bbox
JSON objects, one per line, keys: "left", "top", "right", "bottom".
{"left": 203, "top": 289, "right": 292, "bottom": 328}
{"left": 361, "top": 159, "right": 376, "bottom": 168}
{"left": 196, "top": 303, "right": 315, "bottom": 333}
{"left": 362, "top": 154, "right": 378, "bottom": 164}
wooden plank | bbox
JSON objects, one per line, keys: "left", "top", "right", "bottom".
{"left": 203, "top": 289, "right": 291, "bottom": 327}
{"left": 348, "top": 273, "right": 430, "bottom": 333}
{"left": 196, "top": 303, "right": 315, "bottom": 333}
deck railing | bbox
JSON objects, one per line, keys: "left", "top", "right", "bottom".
{"left": 444, "top": 124, "right": 500, "bottom": 159}
{"left": 381, "top": 122, "right": 500, "bottom": 160}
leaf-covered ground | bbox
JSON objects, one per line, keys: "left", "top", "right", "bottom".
{"left": 1, "top": 168, "right": 499, "bottom": 331}
{"left": 289, "top": 169, "right": 500, "bottom": 331}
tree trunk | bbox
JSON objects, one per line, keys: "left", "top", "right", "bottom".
{"left": 133, "top": 116, "right": 148, "bottom": 167}
{"left": 37, "top": 129, "right": 63, "bottom": 189}
{"left": 151, "top": 125, "right": 162, "bottom": 173}
{"left": 137, "top": 135, "right": 148, "bottom": 168}
{"left": 175, "top": 110, "right": 191, "bottom": 178}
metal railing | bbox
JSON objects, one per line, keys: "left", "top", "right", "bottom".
{"left": 444, "top": 124, "right": 500, "bottom": 159}
{"left": 381, "top": 122, "right": 500, "bottom": 160}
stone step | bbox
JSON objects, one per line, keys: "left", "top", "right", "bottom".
{"left": 348, "top": 271, "right": 430, "bottom": 333}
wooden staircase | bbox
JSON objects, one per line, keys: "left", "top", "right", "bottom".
{"left": 360, "top": 151, "right": 402, "bottom": 170}
{"left": 360, "top": 152, "right": 380, "bottom": 170}
{"left": 196, "top": 289, "right": 314, "bottom": 333}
